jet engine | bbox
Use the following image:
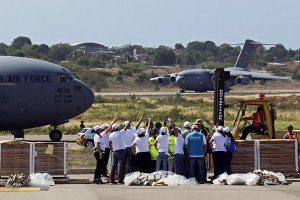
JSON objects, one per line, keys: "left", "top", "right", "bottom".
{"left": 158, "top": 77, "right": 171, "bottom": 85}
{"left": 170, "top": 75, "right": 177, "bottom": 84}
{"left": 235, "top": 76, "right": 250, "bottom": 85}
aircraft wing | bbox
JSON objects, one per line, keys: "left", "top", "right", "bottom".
{"left": 226, "top": 70, "right": 290, "bottom": 80}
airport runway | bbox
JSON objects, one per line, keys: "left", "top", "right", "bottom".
{"left": 1, "top": 180, "right": 300, "bottom": 200}
{"left": 95, "top": 89, "right": 300, "bottom": 97}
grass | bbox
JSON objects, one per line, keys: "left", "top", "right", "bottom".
{"left": 68, "top": 148, "right": 95, "bottom": 169}
{"left": 10, "top": 93, "right": 300, "bottom": 136}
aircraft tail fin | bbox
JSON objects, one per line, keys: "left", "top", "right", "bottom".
{"left": 233, "top": 39, "right": 256, "bottom": 69}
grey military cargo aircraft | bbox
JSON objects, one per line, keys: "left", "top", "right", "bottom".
{"left": 150, "top": 39, "right": 289, "bottom": 92}
{"left": 0, "top": 56, "right": 94, "bottom": 141}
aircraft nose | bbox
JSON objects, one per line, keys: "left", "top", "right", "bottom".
{"left": 81, "top": 83, "right": 94, "bottom": 110}
{"left": 73, "top": 80, "right": 94, "bottom": 112}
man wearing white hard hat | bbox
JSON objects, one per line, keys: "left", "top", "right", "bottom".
{"left": 109, "top": 122, "right": 126, "bottom": 184}
{"left": 100, "top": 116, "right": 119, "bottom": 177}
{"left": 122, "top": 113, "right": 144, "bottom": 173}
{"left": 131, "top": 128, "right": 151, "bottom": 173}
{"left": 181, "top": 121, "right": 192, "bottom": 177}
{"left": 209, "top": 125, "right": 227, "bottom": 179}
{"left": 182, "top": 121, "right": 191, "bottom": 139}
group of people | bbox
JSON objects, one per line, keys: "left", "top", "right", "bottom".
{"left": 91, "top": 114, "right": 237, "bottom": 184}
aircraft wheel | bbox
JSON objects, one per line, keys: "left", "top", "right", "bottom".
{"left": 49, "top": 130, "right": 62, "bottom": 142}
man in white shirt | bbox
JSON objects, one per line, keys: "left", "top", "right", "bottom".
{"left": 122, "top": 113, "right": 144, "bottom": 173}
{"left": 93, "top": 125, "right": 106, "bottom": 184}
{"left": 100, "top": 116, "right": 119, "bottom": 177}
{"left": 154, "top": 126, "right": 169, "bottom": 171}
{"left": 109, "top": 123, "right": 125, "bottom": 184}
{"left": 173, "top": 127, "right": 185, "bottom": 176}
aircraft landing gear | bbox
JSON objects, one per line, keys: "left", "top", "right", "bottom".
{"left": 49, "top": 129, "right": 62, "bottom": 142}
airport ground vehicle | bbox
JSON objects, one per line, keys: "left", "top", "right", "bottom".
{"left": 76, "top": 127, "right": 95, "bottom": 148}
{"left": 232, "top": 94, "right": 300, "bottom": 141}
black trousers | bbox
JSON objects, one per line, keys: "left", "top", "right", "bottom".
{"left": 136, "top": 152, "right": 151, "bottom": 173}
{"left": 102, "top": 148, "right": 110, "bottom": 176}
{"left": 225, "top": 152, "right": 233, "bottom": 175}
{"left": 241, "top": 125, "right": 261, "bottom": 140}
{"left": 212, "top": 151, "right": 225, "bottom": 179}
{"left": 93, "top": 151, "right": 104, "bottom": 180}
{"left": 150, "top": 160, "right": 156, "bottom": 173}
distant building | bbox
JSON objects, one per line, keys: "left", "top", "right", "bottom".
{"left": 73, "top": 42, "right": 115, "bottom": 55}
{"left": 133, "top": 48, "right": 148, "bottom": 63}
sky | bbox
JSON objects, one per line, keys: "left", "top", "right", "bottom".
{"left": 1, "top": 0, "right": 300, "bottom": 49}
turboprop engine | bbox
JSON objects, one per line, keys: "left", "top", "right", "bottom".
{"left": 157, "top": 77, "right": 171, "bottom": 85}
{"left": 170, "top": 75, "right": 177, "bottom": 84}
{"left": 236, "top": 76, "right": 250, "bottom": 85}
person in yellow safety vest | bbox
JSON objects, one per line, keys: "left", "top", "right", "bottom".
{"left": 168, "top": 129, "right": 176, "bottom": 172}
{"left": 148, "top": 127, "right": 158, "bottom": 173}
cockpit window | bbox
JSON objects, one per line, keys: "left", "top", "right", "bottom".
{"left": 71, "top": 73, "right": 80, "bottom": 80}
{"left": 57, "top": 73, "right": 73, "bottom": 82}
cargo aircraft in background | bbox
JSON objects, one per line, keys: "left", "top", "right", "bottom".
{"left": 150, "top": 39, "right": 290, "bottom": 93}
{"left": 0, "top": 56, "right": 94, "bottom": 141}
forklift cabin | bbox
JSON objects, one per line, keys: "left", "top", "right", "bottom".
{"left": 232, "top": 96, "right": 276, "bottom": 140}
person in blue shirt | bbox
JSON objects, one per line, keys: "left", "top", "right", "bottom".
{"left": 185, "top": 125, "right": 206, "bottom": 184}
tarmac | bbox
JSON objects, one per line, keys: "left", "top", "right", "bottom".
{"left": 1, "top": 174, "right": 300, "bottom": 200}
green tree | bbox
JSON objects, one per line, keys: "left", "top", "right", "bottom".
{"left": 175, "top": 43, "right": 184, "bottom": 50}
{"left": 11, "top": 36, "right": 32, "bottom": 49}
{"left": 77, "top": 56, "right": 90, "bottom": 66}
{"left": 134, "top": 72, "right": 147, "bottom": 83}
{"left": 267, "top": 44, "right": 288, "bottom": 62}
{"left": 203, "top": 40, "right": 218, "bottom": 56}
{"left": 36, "top": 44, "right": 50, "bottom": 54}
{"left": 89, "top": 55, "right": 106, "bottom": 67}
{"left": 186, "top": 41, "right": 205, "bottom": 51}
{"left": 153, "top": 46, "right": 176, "bottom": 66}
{"left": 49, "top": 43, "right": 74, "bottom": 61}
{"left": 0, "top": 43, "right": 8, "bottom": 55}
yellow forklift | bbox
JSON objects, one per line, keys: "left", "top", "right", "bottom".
{"left": 232, "top": 93, "right": 300, "bottom": 141}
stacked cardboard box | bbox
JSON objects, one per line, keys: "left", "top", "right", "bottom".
{"left": 231, "top": 141, "right": 256, "bottom": 173}
{"left": 0, "top": 141, "right": 31, "bottom": 176}
{"left": 259, "top": 140, "right": 298, "bottom": 175}
{"left": 0, "top": 141, "right": 67, "bottom": 177}
{"left": 231, "top": 140, "right": 298, "bottom": 175}
{"left": 34, "top": 142, "right": 67, "bottom": 175}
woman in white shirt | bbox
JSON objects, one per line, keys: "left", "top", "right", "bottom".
{"left": 131, "top": 128, "right": 151, "bottom": 173}
{"left": 209, "top": 126, "right": 227, "bottom": 179}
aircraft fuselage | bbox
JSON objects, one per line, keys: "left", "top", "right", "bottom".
{"left": 0, "top": 56, "right": 94, "bottom": 131}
